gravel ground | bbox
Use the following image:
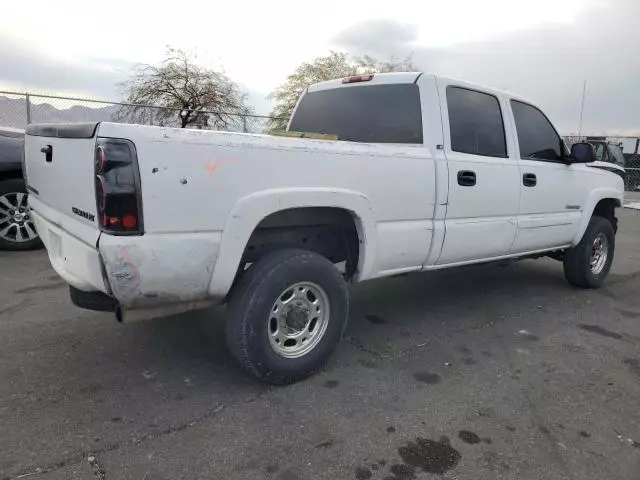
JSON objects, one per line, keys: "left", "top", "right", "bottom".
{"left": 1, "top": 206, "right": 639, "bottom": 480}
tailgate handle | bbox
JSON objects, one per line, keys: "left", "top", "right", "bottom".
{"left": 41, "top": 145, "right": 53, "bottom": 163}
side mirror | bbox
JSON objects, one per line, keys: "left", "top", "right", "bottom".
{"left": 570, "top": 142, "right": 595, "bottom": 163}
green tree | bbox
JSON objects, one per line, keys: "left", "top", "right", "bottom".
{"left": 268, "top": 51, "right": 415, "bottom": 132}
{"left": 116, "top": 48, "right": 252, "bottom": 129}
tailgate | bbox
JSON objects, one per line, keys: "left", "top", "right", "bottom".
{"left": 24, "top": 123, "right": 101, "bottom": 246}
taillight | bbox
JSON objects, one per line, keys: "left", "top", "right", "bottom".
{"left": 342, "top": 74, "right": 374, "bottom": 84}
{"left": 95, "top": 138, "right": 143, "bottom": 235}
{"left": 96, "top": 146, "right": 108, "bottom": 173}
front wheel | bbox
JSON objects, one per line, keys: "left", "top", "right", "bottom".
{"left": 563, "top": 216, "right": 615, "bottom": 289}
{"left": 225, "top": 249, "right": 349, "bottom": 385}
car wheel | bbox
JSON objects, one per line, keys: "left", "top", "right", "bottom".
{"left": 225, "top": 249, "right": 349, "bottom": 385}
{"left": 563, "top": 216, "right": 615, "bottom": 289}
{"left": 0, "top": 178, "right": 42, "bottom": 251}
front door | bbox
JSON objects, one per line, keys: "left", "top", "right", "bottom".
{"left": 435, "top": 81, "right": 520, "bottom": 265}
{"left": 508, "top": 100, "right": 585, "bottom": 253}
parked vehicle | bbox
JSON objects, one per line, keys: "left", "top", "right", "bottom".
{"left": 0, "top": 127, "right": 41, "bottom": 250}
{"left": 24, "top": 73, "right": 624, "bottom": 384}
{"left": 585, "top": 138, "right": 628, "bottom": 184}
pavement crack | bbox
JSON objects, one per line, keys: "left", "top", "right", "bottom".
{"left": 6, "top": 403, "right": 227, "bottom": 480}
{"left": 128, "top": 404, "right": 225, "bottom": 444}
{"left": 345, "top": 335, "right": 386, "bottom": 358}
{"left": 0, "top": 299, "right": 31, "bottom": 316}
{"left": 608, "top": 270, "right": 640, "bottom": 286}
{"left": 87, "top": 453, "right": 106, "bottom": 480}
{"left": 495, "top": 335, "right": 575, "bottom": 480}
{"left": 13, "top": 281, "right": 66, "bottom": 295}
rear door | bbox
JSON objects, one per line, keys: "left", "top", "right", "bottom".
{"left": 24, "top": 123, "right": 100, "bottom": 246}
{"left": 435, "top": 80, "right": 520, "bottom": 265}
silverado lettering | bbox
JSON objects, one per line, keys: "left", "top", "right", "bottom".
{"left": 71, "top": 207, "right": 95, "bottom": 222}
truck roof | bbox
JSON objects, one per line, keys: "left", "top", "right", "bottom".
{"left": 307, "top": 72, "right": 526, "bottom": 102}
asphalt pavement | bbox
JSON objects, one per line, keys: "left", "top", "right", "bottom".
{"left": 1, "top": 205, "right": 640, "bottom": 480}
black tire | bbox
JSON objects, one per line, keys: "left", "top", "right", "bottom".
{"left": 0, "top": 178, "right": 43, "bottom": 251}
{"left": 563, "top": 216, "right": 615, "bottom": 289}
{"left": 225, "top": 249, "right": 349, "bottom": 385}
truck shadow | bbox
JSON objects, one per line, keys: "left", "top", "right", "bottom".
{"left": 138, "top": 258, "right": 571, "bottom": 379}
{"left": 347, "top": 259, "right": 570, "bottom": 335}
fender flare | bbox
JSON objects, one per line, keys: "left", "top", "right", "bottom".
{"left": 571, "top": 188, "right": 622, "bottom": 246}
{"left": 208, "top": 187, "right": 377, "bottom": 298}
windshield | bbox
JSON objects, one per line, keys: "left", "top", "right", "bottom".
{"left": 591, "top": 142, "right": 607, "bottom": 162}
{"left": 609, "top": 145, "right": 626, "bottom": 166}
{"left": 288, "top": 83, "right": 423, "bottom": 144}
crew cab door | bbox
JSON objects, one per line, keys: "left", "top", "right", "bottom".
{"left": 508, "top": 100, "right": 586, "bottom": 252}
{"left": 435, "top": 80, "right": 520, "bottom": 265}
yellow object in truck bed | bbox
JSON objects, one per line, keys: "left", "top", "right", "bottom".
{"left": 271, "top": 131, "right": 338, "bottom": 141}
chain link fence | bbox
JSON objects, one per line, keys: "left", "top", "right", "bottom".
{"left": 0, "top": 90, "right": 279, "bottom": 134}
{"left": 2, "top": 90, "right": 639, "bottom": 192}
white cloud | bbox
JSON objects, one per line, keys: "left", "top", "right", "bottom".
{"left": 0, "top": 0, "right": 637, "bottom": 132}
{"left": 332, "top": 0, "right": 640, "bottom": 135}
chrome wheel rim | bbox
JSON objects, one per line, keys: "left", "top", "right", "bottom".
{"left": 590, "top": 233, "right": 609, "bottom": 275}
{"left": 268, "top": 282, "right": 330, "bottom": 358}
{"left": 0, "top": 192, "right": 38, "bottom": 243}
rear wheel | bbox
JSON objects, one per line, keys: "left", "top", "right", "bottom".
{"left": 225, "top": 249, "right": 349, "bottom": 385}
{"left": 563, "top": 216, "right": 615, "bottom": 288}
{"left": 0, "top": 178, "right": 42, "bottom": 251}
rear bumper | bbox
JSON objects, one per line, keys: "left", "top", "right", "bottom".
{"left": 69, "top": 285, "right": 117, "bottom": 312}
{"left": 33, "top": 211, "right": 108, "bottom": 293}
{"left": 34, "top": 211, "right": 223, "bottom": 309}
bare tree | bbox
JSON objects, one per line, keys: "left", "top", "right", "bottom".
{"left": 268, "top": 51, "right": 415, "bottom": 132}
{"left": 115, "top": 48, "right": 252, "bottom": 129}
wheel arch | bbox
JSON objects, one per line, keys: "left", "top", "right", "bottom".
{"left": 0, "top": 168, "right": 23, "bottom": 182}
{"left": 208, "top": 188, "right": 377, "bottom": 298}
{"left": 571, "top": 189, "right": 622, "bottom": 246}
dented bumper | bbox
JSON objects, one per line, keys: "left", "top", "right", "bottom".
{"left": 35, "top": 210, "right": 222, "bottom": 309}
{"left": 98, "top": 232, "right": 222, "bottom": 308}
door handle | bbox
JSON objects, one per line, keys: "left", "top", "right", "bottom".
{"left": 457, "top": 170, "right": 476, "bottom": 187}
{"left": 41, "top": 145, "right": 53, "bottom": 163}
{"left": 523, "top": 173, "right": 537, "bottom": 187}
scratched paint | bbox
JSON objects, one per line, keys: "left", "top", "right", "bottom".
{"left": 100, "top": 234, "right": 221, "bottom": 308}
{"left": 107, "top": 245, "right": 142, "bottom": 300}
{"left": 203, "top": 158, "right": 236, "bottom": 176}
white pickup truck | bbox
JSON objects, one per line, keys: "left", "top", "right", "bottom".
{"left": 24, "top": 72, "right": 623, "bottom": 384}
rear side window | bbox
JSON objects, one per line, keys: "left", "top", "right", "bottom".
{"left": 288, "top": 84, "right": 423, "bottom": 144}
{"left": 446, "top": 86, "right": 507, "bottom": 158}
{"left": 511, "top": 100, "right": 564, "bottom": 161}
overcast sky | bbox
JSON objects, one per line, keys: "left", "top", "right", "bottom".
{"left": 0, "top": 0, "right": 638, "bottom": 134}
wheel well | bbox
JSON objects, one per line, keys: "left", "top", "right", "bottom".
{"left": 593, "top": 198, "right": 619, "bottom": 233}
{"left": 0, "top": 169, "right": 23, "bottom": 182}
{"left": 241, "top": 207, "right": 361, "bottom": 279}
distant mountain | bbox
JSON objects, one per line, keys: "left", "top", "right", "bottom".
{"left": 0, "top": 95, "right": 272, "bottom": 133}
{"left": 0, "top": 96, "right": 118, "bottom": 129}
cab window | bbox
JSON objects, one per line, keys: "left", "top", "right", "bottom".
{"left": 446, "top": 86, "right": 507, "bottom": 158}
{"left": 511, "top": 100, "right": 565, "bottom": 161}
